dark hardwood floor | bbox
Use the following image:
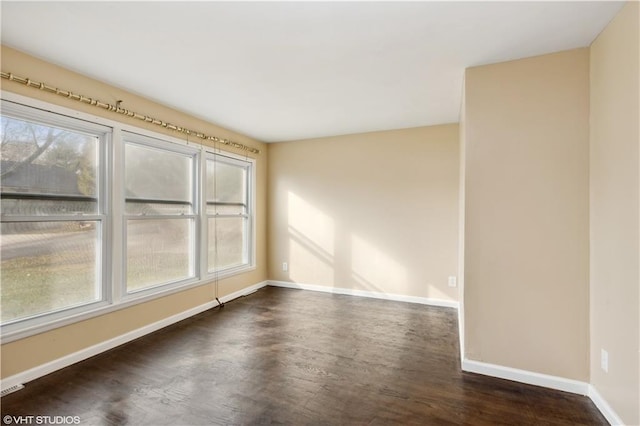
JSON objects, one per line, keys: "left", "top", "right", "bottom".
{"left": 2, "top": 287, "right": 607, "bottom": 425}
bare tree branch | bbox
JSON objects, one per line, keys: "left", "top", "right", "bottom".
{"left": 1, "top": 119, "right": 10, "bottom": 146}
{"left": 1, "top": 125, "right": 64, "bottom": 179}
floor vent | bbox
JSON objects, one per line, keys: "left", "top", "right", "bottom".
{"left": 1, "top": 384, "right": 25, "bottom": 397}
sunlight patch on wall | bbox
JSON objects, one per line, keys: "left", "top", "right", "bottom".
{"left": 288, "top": 192, "right": 334, "bottom": 255}
{"left": 350, "top": 234, "right": 407, "bottom": 293}
{"left": 288, "top": 191, "right": 335, "bottom": 284}
{"left": 289, "top": 238, "right": 335, "bottom": 285}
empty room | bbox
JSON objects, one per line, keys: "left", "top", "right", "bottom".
{"left": 0, "top": 1, "right": 638, "bottom": 425}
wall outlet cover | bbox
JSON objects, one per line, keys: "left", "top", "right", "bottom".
{"left": 600, "top": 349, "right": 608, "bottom": 373}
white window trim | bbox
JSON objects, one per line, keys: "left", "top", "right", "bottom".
{"left": 0, "top": 99, "right": 112, "bottom": 331}
{"left": 204, "top": 153, "right": 255, "bottom": 276}
{"left": 0, "top": 91, "right": 256, "bottom": 344}
{"left": 121, "top": 131, "right": 201, "bottom": 296}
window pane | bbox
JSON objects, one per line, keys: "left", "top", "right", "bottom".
{"left": 127, "top": 219, "right": 193, "bottom": 291}
{"left": 0, "top": 221, "right": 100, "bottom": 323}
{"left": 208, "top": 217, "right": 245, "bottom": 272}
{"left": 0, "top": 116, "right": 98, "bottom": 215}
{"left": 125, "top": 143, "right": 192, "bottom": 205}
{"left": 206, "top": 159, "right": 246, "bottom": 205}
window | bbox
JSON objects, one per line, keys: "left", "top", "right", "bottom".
{"left": 0, "top": 94, "right": 256, "bottom": 340}
{"left": 206, "top": 154, "right": 252, "bottom": 273}
{"left": 0, "top": 101, "right": 108, "bottom": 325}
{"left": 123, "top": 133, "right": 198, "bottom": 292}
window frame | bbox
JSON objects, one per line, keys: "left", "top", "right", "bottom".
{"left": 0, "top": 91, "right": 257, "bottom": 343}
{"left": 122, "top": 131, "right": 200, "bottom": 296}
{"left": 204, "top": 152, "right": 254, "bottom": 276}
{"left": 0, "top": 100, "right": 112, "bottom": 334}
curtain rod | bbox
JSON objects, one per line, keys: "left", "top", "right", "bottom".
{"left": 0, "top": 71, "right": 260, "bottom": 154}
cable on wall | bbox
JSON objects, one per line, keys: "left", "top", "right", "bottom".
{"left": 212, "top": 139, "right": 224, "bottom": 309}
{"left": 0, "top": 71, "right": 261, "bottom": 155}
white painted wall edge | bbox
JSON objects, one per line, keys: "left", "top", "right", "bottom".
{"left": 462, "top": 358, "right": 625, "bottom": 424}
{"left": 462, "top": 358, "right": 589, "bottom": 395}
{"left": 267, "top": 280, "right": 459, "bottom": 309}
{"left": 0, "top": 280, "right": 269, "bottom": 393}
{"left": 588, "top": 385, "right": 625, "bottom": 426}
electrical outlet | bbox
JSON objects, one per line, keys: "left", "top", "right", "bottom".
{"left": 448, "top": 276, "right": 457, "bottom": 287}
{"left": 282, "top": 262, "right": 288, "bottom": 272}
{"left": 601, "top": 349, "right": 608, "bottom": 373}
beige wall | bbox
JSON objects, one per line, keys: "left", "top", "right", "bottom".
{"left": 3, "top": 10, "right": 639, "bottom": 420}
{"left": 0, "top": 46, "right": 268, "bottom": 378}
{"left": 463, "top": 49, "right": 590, "bottom": 380}
{"left": 268, "top": 125, "right": 460, "bottom": 302}
{"left": 589, "top": 2, "right": 639, "bottom": 424}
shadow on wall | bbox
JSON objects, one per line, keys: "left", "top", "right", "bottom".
{"left": 286, "top": 191, "right": 412, "bottom": 296}
{"left": 288, "top": 191, "right": 336, "bottom": 286}
{"left": 269, "top": 125, "right": 460, "bottom": 303}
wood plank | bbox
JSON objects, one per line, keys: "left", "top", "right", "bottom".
{"left": 1, "top": 287, "right": 607, "bottom": 425}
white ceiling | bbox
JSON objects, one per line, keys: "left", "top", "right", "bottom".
{"left": 1, "top": 1, "right": 624, "bottom": 142}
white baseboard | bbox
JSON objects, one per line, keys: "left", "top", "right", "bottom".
{"left": 462, "top": 359, "right": 628, "bottom": 424}
{"left": 3, "top": 280, "right": 625, "bottom": 426}
{"left": 588, "top": 385, "right": 625, "bottom": 425}
{"left": 462, "top": 358, "right": 590, "bottom": 395}
{"left": 0, "top": 280, "right": 268, "bottom": 393}
{"left": 267, "top": 280, "right": 459, "bottom": 309}
{"left": 219, "top": 280, "right": 269, "bottom": 303}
